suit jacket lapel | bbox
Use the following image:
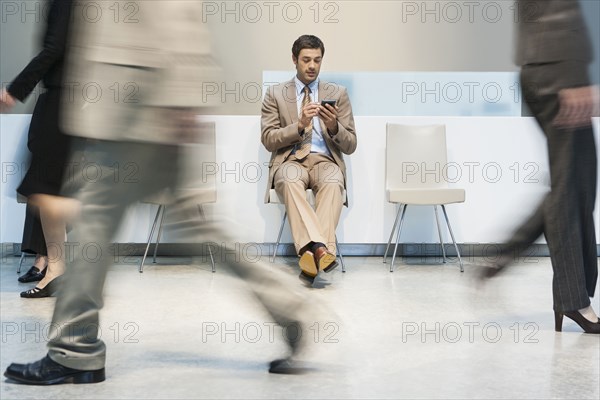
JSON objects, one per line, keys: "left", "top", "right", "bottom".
{"left": 284, "top": 80, "right": 298, "bottom": 124}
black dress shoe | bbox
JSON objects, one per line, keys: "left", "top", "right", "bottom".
{"left": 18, "top": 266, "right": 46, "bottom": 283}
{"left": 4, "top": 355, "right": 105, "bottom": 385}
{"left": 269, "top": 321, "right": 309, "bottom": 374}
{"left": 268, "top": 358, "right": 309, "bottom": 374}
{"left": 20, "top": 275, "right": 63, "bottom": 299}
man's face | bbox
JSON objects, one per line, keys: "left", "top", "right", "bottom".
{"left": 293, "top": 48, "right": 323, "bottom": 85}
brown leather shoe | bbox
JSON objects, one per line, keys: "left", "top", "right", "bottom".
{"left": 298, "top": 250, "right": 318, "bottom": 278}
{"left": 314, "top": 247, "right": 338, "bottom": 273}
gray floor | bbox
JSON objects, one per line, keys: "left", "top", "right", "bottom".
{"left": 1, "top": 254, "right": 599, "bottom": 400}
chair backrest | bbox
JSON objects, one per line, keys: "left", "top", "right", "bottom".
{"left": 386, "top": 124, "right": 449, "bottom": 190}
{"left": 178, "top": 121, "right": 217, "bottom": 203}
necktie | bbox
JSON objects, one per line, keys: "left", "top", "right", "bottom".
{"left": 295, "top": 86, "right": 312, "bottom": 160}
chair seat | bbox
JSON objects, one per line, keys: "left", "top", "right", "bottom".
{"left": 143, "top": 189, "right": 217, "bottom": 206}
{"left": 387, "top": 188, "right": 465, "bottom": 205}
{"left": 269, "top": 189, "right": 346, "bottom": 207}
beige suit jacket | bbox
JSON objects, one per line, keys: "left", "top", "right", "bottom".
{"left": 261, "top": 79, "right": 357, "bottom": 205}
{"left": 61, "top": 1, "right": 221, "bottom": 144}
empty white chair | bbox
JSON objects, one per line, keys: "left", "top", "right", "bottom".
{"left": 384, "top": 123, "right": 465, "bottom": 272}
{"left": 139, "top": 122, "right": 217, "bottom": 272}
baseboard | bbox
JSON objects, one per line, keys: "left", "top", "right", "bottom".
{"left": 3, "top": 242, "right": 588, "bottom": 260}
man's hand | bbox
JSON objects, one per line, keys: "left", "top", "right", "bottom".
{"left": 0, "top": 89, "right": 16, "bottom": 113}
{"left": 298, "top": 102, "right": 319, "bottom": 132}
{"left": 318, "top": 103, "right": 339, "bottom": 134}
{"left": 553, "top": 85, "right": 599, "bottom": 129}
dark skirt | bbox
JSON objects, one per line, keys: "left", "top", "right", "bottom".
{"left": 17, "top": 88, "right": 72, "bottom": 197}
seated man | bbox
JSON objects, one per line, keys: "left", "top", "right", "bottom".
{"left": 261, "top": 35, "right": 357, "bottom": 284}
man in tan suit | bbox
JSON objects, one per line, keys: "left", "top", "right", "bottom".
{"left": 5, "top": 2, "right": 316, "bottom": 384}
{"left": 261, "top": 35, "right": 357, "bottom": 284}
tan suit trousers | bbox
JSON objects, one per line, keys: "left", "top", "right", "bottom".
{"left": 274, "top": 152, "right": 344, "bottom": 255}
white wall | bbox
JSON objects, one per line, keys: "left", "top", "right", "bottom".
{"left": 1, "top": 115, "right": 599, "bottom": 245}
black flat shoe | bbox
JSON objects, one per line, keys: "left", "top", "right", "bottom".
{"left": 20, "top": 276, "right": 63, "bottom": 299}
{"left": 18, "top": 266, "right": 46, "bottom": 283}
{"left": 555, "top": 310, "right": 600, "bottom": 334}
{"left": 4, "top": 355, "right": 105, "bottom": 385}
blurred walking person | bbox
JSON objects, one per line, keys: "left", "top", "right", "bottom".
{"left": 480, "top": 0, "right": 599, "bottom": 334}
{"left": 4, "top": 1, "right": 317, "bottom": 385}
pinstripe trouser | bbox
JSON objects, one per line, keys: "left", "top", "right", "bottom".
{"left": 503, "top": 64, "right": 598, "bottom": 312}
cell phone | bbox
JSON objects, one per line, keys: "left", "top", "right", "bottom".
{"left": 321, "top": 100, "right": 337, "bottom": 108}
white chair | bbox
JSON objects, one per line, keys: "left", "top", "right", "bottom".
{"left": 384, "top": 124, "right": 465, "bottom": 272}
{"left": 139, "top": 122, "right": 217, "bottom": 273}
{"left": 269, "top": 188, "right": 346, "bottom": 273}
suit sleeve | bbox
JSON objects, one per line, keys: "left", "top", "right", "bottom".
{"left": 7, "top": 0, "right": 72, "bottom": 102}
{"left": 261, "top": 86, "right": 303, "bottom": 152}
{"left": 328, "top": 88, "right": 357, "bottom": 155}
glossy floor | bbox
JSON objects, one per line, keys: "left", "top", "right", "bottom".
{"left": 1, "top": 255, "right": 599, "bottom": 399}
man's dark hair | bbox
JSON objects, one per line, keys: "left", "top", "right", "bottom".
{"left": 292, "top": 35, "right": 325, "bottom": 59}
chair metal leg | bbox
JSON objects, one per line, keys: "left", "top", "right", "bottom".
{"left": 17, "top": 252, "right": 25, "bottom": 274}
{"left": 152, "top": 206, "right": 167, "bottom": 263}
{"left": 390, "top": 204, "right": 408, "bottom": 272}
{"left": 271, "top": 211, "right": 287, "bottom": 263}
{"left": 441, "top": 205, "right": 464, "bottom": 272}
{"left": 335, "top": 236, "right": 346, "bottom": 273}
{"left": 434, "top": 205, "right": 447, "bottom": 263}
{"left": 139, "top": 204, "right": 164, "bottom": 273}
{"left": 206, "top": 242, "right": 216, "bottom": 273}
{"left": 197, "top": 204, "right": 216, "bottom": 273}
{"left": 383, "top": 204, "right": 403, "bottom": 264}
